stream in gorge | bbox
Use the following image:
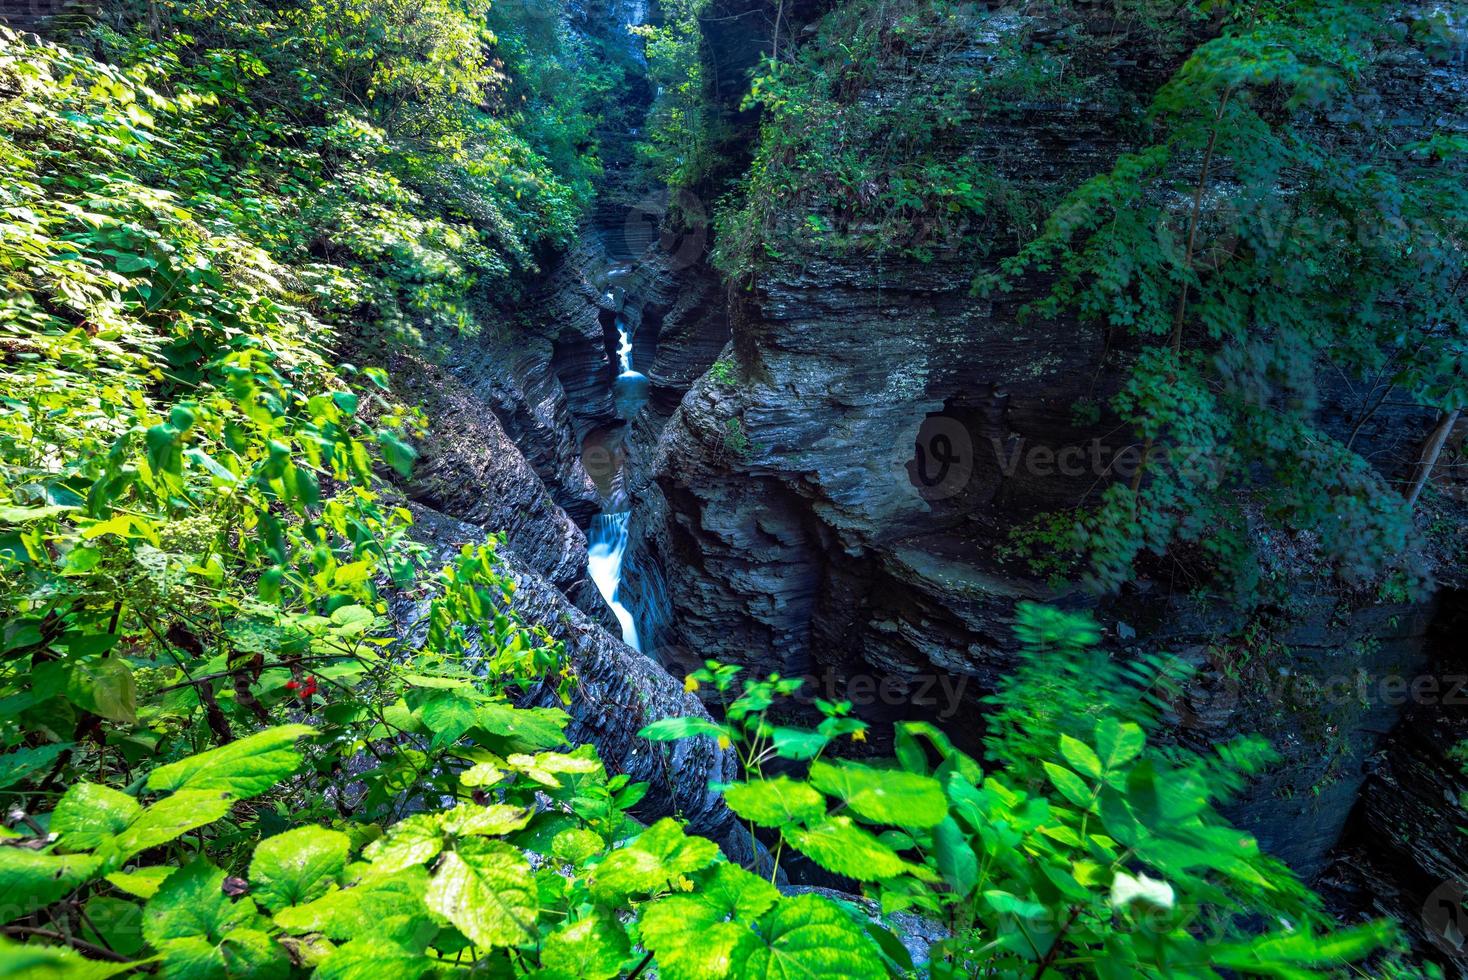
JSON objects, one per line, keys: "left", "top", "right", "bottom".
{"left": 586, "top": 313, "right": 650, "bottom": 651}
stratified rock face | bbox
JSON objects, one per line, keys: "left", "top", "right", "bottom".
{"left": 398, "top": 507, "right": 739, "bottom": 838}
{"left": 374, "top": 334, "right": 607, "bottom": 623}
{"left": 627, "top": 0, "right": 1466, "bottom": 881}
{"left": 624, "top": 58, "right": 1128, "bottom": 703}
{"left": 1317, "top": 591, "right": 1468, "bottom": 974}
{"left": 1141, "top": 595, "right": 1441, "bottom": 879}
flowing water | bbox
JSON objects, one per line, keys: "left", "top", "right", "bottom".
{"left": 586, "top": 315, "right": 649, "bottom": 651}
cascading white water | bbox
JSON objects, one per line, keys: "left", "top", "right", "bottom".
{"left": 587, "top": 511, "right": 640, "bottom": 651}
{"left": 586, "top": 316, "right": 649, "bottom": 651}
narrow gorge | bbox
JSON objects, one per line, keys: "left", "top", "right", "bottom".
{"left": 395, "top": 0, "right": 1468, "bottom": 968}
{"left": 1, "top": 0, "right": 1465, "bottom": 975}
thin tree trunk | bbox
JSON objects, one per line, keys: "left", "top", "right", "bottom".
{"left": 1130, "top": 87, "right": 1233, "bottom": 504}
{"left": 1406, "top": 409, "right": 1461, "bottom": 509}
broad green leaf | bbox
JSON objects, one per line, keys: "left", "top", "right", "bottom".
{"left": 551, "top": 828, "right": 605, "bottom": 864}
{"left": 315, "top": 938, "right": 430, "bottom": 980}
{"left": 147, "top": 725, "right": 315, "bottom": 799}
{"left": 99, "top": 790, "right": 237, "bottom": 868}
{"left": 250, "top": 826, "right": 351, "bottom": 912}
{"left": 475, "top": 703, "right": 569, "bottom": 753}
{"left": 157, "top": 928, "right": 289, "bottom": 980}
{"left": 808, "top": 761, "right": 947, "bottom": 829}
{"left": 1094, "top": 718, "right": 1145, "bottom": 770}
{"left": 722, "top": 777, "right": 826, "bottom": 828}
{"left": 0, "top": 849, "right": 100, "bottom": 924}
{"left": 933, "top": 816, "right": 978, "bottom": 895}
{"left": 983, "top": 889, "right": 1049, "bottom": 919}
{"left": 441, "top": 804, "right": 532, "bottom": 837}
{"left": 425, "top": 837, "right": 536, "bottom": 949}
{"left": 541, "top": 911, "right": 630, "bottom": 980}
{"left": 0, "top": 505, "right": 75, "bottom": 523}
{"left": 377, "top": 429, "right": 418, "bottom": 477}
{"left": 740, "top": 894, "right": 885, "bottom": 979}
{"left": 106, "top": 866, "right": 175, "bottom": 900}
{"left": 362, "top": 814, "right": 443, "bottom": 873}
{"left": 637, "top": 716, "right": 729, "bottom": 742}
{"left": 768, "top": 726, "right": 828, "bottom": 760}
{"left": 64, "top": 658, "right": 137, "bottom": 723}
{"left": 640, "top": 864, "right": 779, "bottom": 979}
{"left": 143, "top": 860, "right": 260, "bottom": 947}
{"left": 274, "top": 866, "right": 429, "bottom": 942}
{"left": 786, "top": 817, "right": 911, "bottom": 880}
{"left": 0, "top": 743, "right": 73, "bottom": 790}
{"left": 1060, "top": 735, "right": 1104, "bottom": 778}
{"left": 589, "top": 818, "right": 720, "bottom": 904}
{"left": 1043, "top": 762, "right": 1095, "bottom": 809}
{"left": 52, "top": 782, "right": 141, "bottom": 851}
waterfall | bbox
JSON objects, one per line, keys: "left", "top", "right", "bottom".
{"left": 587, "top": 511, "right": 640, "bottom": 651}
{"left": 586, "top": 316, "right": 649, "bottom": 651}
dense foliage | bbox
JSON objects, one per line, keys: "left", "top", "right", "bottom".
{"left": 0, "top": 1, "right": 1444, "bottom": 977}
{"left": 715, "top": 0, "right": 1466, "bottom": 603}
{"left": 990, "top": 0, "right": 1467, "bottom": 598}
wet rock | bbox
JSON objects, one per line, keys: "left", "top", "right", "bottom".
{"left": 370, "top": 337, "right": 610, "bottom": 626}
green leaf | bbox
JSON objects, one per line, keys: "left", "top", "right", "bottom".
{"left": 147, "top": 725, "right": 315, "bottom": 800}
{"left": 415, "top": 689, "right": 480, "bottom": 747}
{"left": 933, "top": 816, "right": 978, "bottom": 895}
{"left": 1043, "top": 762, "right": 1095, "bottom": 809}
{"left": 273, "top": 867, "right": 429, "bottom": 942}
{"left": 98, "top": 790, "right": 235, "bottom": 868}
{"left": 315, "top": 938, "right": 431, "bottom": 980}
{"left": 1094, "top": 718, "right": 1145, "bottom": 770}
{"left": 983, "top": 889, "right": 1050, "bottom": 919}
{"left": 808, "top": 761, "right": 947, "bottom": 829}
{"left": 114, "top": 253, "right": 156, "bottom": 273}
{"left": 768, "top": 726, "right": 828, "bottom": 760}
{"left": 52, "top": 782, "right": 142, "bottom": 851}
{"left": 541, "top": 911, "right": 630, "bottom": 980}
{"left": 1060, "top": 735, "right": 1104, "bottom": 779}
{"left": 424, "top": 837, "right": 536, "bottom": 949}
{"left": 143, "top": 860, "right": 264, "bottom": 956}
{"left": 741, "top": 894, "right": 886, "bottom": 979}
{"left": 722, "top": 777, "right": 826, "bottom": 828}
{"left": 640, "top": 864, "right": 779, "bottom": 979}
{"left": 786, "top": 817, "right": 912, "bottom": 880}
{"left": 250, "top": 826, "right": 351, "bottom": 912}
{"left": 0, "top": 849, "right": 100, "bottom": 924}
{"left": 475, "top": 703, "right": 569, "bottom": 753}
{"left": 106, "top": 866, "right": 175, "bottom": 900}
{"left": 0, "top": 742, "right": 73, "bottom": 790}
{"left": 362, "top": 814, "right": 444, "bottom": 873}
{"left": 64, "top": 658, "right": 137, "bottom": 723}
{"left": 551, "top": 827, "right": 605, "bottom": 865}
{"left": 158, "top": 928, "right": 289, "bottom": 979}
{"left": 589, "top": 818, "right": 720, "bottom": 904}
{"left": 440, "top": 804, "right": 532, "bottom": 837}
{"left": 637, "top": 716, "right": 730, "bottom": 742}
{"left": 377, "top": 429, "right": 418, "bottom": 477}
{"left": 0, "top": 504, "right": 76, "bottom": 524}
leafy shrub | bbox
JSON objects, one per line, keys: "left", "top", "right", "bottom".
{"left": 646, "top": 603, "right": 1394, "bottom": 977}
{"left": 984, "top": 0, "right": 1467, "bottom": 597}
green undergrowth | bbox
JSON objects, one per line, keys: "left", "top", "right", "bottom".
{"left": 0, "top": 2, "right": 1446, "bottom": 977}
{"left": 712, "top": 0, "right": 1196, "bottom": 279}
{"left": 713, "top": 0, "right": 1466, "bottom": 608}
